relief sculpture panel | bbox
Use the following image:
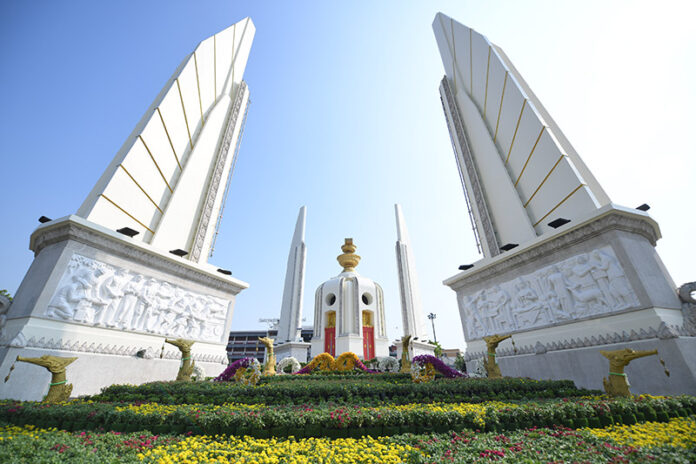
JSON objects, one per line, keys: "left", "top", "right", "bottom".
{"left": 459, "top": 247, "right": 640, "bottom": 340}
{"left": 46, "top": 255, "right": 229, "bottom": 343}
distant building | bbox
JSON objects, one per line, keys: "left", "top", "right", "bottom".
{"left": 226, "top": 327, "right": 313, "bottom": 364}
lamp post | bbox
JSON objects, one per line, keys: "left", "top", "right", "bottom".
{"left": 427, "top": 313, "right": 437, "bottom": 344}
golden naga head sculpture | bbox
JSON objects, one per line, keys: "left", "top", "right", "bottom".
{"left": 165, "top": 338, "right": 195, "bottom": 354}
{"left": 600, "top": 348, "right": 658, "bottom": 365}
{"left": 337, "top": 238, "right": 361, "bottom": 272}
{"left": 16, "top": 355, "right": 78, "bottom": 374}
{"left": 483, "top": 334, "right": 512, "bottom": 350}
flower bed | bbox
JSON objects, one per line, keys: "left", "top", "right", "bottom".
{"left": 91, "top": 377, "right": 595, "bottom": 405}
{"left": 2, "top": 396, "right": 694, "bottom": 439}
{"left": 2, "top": 418, "right": 695, "bottom": 463}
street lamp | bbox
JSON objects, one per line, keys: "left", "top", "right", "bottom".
{"left": 427, "top": 313, "right": 437, "bottom": 344}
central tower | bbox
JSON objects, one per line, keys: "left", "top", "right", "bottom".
{"left": 311, "top": 239, "right": 389, "bottom": 360}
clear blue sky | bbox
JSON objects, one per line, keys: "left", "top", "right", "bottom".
{"left": 1, "top": 1, "right": 693, "bottom": 350}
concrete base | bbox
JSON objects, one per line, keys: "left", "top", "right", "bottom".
{"left": 0, "top": 344, "right": 228, "bottom": 400}
{"left": 274, "top": 341, "right": 310, "bottom": 363}
{"left": 468, "top": 337, "right": 696, "bottom": 395}
{"left": 446, "top": 206, "right": 696, "bottom": 394}
{"left": 0, "top": 216, "right": 246, "bottom": 400}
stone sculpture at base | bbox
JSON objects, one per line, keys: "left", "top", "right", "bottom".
{"left": 434, "top": 13, "right": 695, "bottom": 394}
{"left": 400, "top": 335, "right": 412, "bottom": 373}
{"left": 601, "top": 348, "right": 658, "bottom": 397}
{"left": 16, "top": 355, "right": 77, "bottom": 403}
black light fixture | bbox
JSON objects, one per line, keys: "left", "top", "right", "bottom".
{"left": 217, "top": 268, "right": 232, "bottom": 275}
{"left": 117, "top": 227, "right": 139, "bottom": 238}
{"left": 500, "top": 243, "right": 518, "bottom": 252}
{"left": 458, "top": 264, "right": 474, "bottom": 271}
{"left": 169, "top": 249, "right": 188, "bottom": 257}
{"left": 548, "top": 218, "right": 571, "bottom": 229}
{"left": 38, "top": 216, "right": 52, "bottom": 223}
{"left": 636, "top": 204, "right": 650, "bottom": 211}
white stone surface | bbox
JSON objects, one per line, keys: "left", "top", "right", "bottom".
{"left": 433, "top": 13, "right": 610, "bottom": 254}
{"left": 277, "top": 207, "right": 307, "bottom": 343}
{"left": 394, "top": 204, "right": 429, "bottom": 340}
{"left": 77, "top": 18, "right": 255, "bottom": 264}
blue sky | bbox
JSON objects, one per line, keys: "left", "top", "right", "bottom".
{"left": 1, "top": 1, "right": 694, "bottom": 350}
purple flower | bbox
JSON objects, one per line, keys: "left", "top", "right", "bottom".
{"left": 214, "top": 357, "right": 256, "bottom": 382}
{"left": 412, "top": 354, "right": 467, "bottom": 378}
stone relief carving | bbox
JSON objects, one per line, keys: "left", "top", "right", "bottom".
{"left": 45, "top": 254, "right": 229, "bottom": 343}
{"left": 459, "top": 246, "right": 640, "bottom": 340}
{"left": 0, "top": 293, "right": 11, "bottom": 339}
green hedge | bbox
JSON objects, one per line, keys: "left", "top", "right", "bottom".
{"left": 91, "top": 377, "right": 597, "bottom": 405}
{"left": 2, "top": 396, "right": 694, "bottom": 439}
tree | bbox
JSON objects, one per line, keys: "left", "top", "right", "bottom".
{"left": 0, "top": 290, "right": 12, "bottom": 302}
{"left": 428, "top": 340, "right": 443, "bottom": 357}
{"left": 454, "top": 352, "right": 467, "bottom": 373}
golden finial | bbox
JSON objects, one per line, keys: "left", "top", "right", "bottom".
{"left": 337, "top": 238, "right": 361, "bottom": 272}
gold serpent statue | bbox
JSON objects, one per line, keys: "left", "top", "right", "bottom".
{"left": 482, "top": 334, "right": 511, "bottom": 379}
{"left": 601, "top": 348, "right": 657, "bottom": 397}
{"left": 16, "top": 355, "right": 78, "bottom": 403}
{"left": 258, "top": 337, "right": 276, "bottom": 375}
{"left": 400, "top": 335, "right": 412, "bottom": 373}
{"left": 165, "top": 338, "right": 196, "bottom": 381}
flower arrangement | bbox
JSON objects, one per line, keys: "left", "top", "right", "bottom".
{"left": 276, "top": 357, "right": 301, "bottom": 374}
{"left": 376, "top": 356, "right": 399, "bottom": 373}
{"left": 411, "top": 355, "right": 466, "bottom": 379}
{"left": 411, "top": 362, "right": 436, "bottom": 383}
{"left": 234, "top": 359, "right": 261, "bottom": 386}
{"left": 296, "top": 352, "right": 376, "bottom": 374}
{"left": 213, "top": 357, "right": 258, "bottom": 382}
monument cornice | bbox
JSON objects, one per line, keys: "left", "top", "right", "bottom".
{"left": 29, "top": 215, "right": 249, "bottom": 295}
{"left": 444, "top": 206, "right": 660, "bottom": 291}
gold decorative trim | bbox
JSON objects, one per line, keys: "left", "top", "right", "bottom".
{"left": 533, "top": 184, "right": 585, "bottom": 227}
{"left": 175, "top": 78, "right": 193, "bottom": 148}
{"left": 524, "top": 154, "right": 565, "bottom": 208}
{"left": 505, "top": 99, "right": 527, "bottom": 164}
{"left": 156, "top": 108, "right": 181, "bottom": 170}
{"left": 118, "top": 164, "right": 163, "bottom": 214}
{"left": 193, "top": 51, "right": 204, "bottom": 123}
{"left": 483, "top": 46, "right": 491, "bottom": 118}
{"left": 515, "top": 126, "right": 546, "bottom": 187}
{"left": 138, "top": 135, "right": 173, "bottom": 193}
{"left": 493, "top": 71, "right": 508, "bottom": 142}
{"left": 100, "top": 194, "right": 154, "bottom": 234}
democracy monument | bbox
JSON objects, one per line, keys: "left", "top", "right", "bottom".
{"left": 0, "top": 12, "right": 693, "bottom": 403}
{"left": 434, "top": 13, "right": 695, "bottom": 394}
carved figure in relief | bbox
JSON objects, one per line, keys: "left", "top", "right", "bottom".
{"left": 116, "top": 274, "right": 144, "bottom": 329}
{"left": 600, "top": 348, "right": 657, "bottom": 397}
{"left": 461, "top": 294, "right": 487, "bottom": 339}
{"left": 491, "top": 285, "right": 516, "bottom": 331}
{"left": 16, "top": 355, "right": 78, "bottom": 403}
{"left": 47, "top": 273, "right": 90, "bottom": 320}
{"left": 603, "top": 252, "right": 635, "bottom": 308}
{"left": 568, "top": 254, "right": 607, "bottom": 314}
{"left": 96, "top": 269, "right": 128, "bottom": 326}
{"left": 547, "top": 265, "right": 574, "bottom": 316}
{"left": 514, "top": 279, "right": 543, "bottom": 326}
{"left": 589, "top": 250, "right": 616, "bottom": 306}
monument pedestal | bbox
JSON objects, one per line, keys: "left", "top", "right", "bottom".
{"left": 274, "top": 341, "right": 310, "bottom": 363}
{"left": 445, "top": 206, "right": 696, "bottom": 394}
{"left": 0, "top": 216, "right": 248, "bottom": 400}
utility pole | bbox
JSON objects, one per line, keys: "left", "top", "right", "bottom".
{"left": 427, "top": 313, "right": 437, "bottom": 344}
